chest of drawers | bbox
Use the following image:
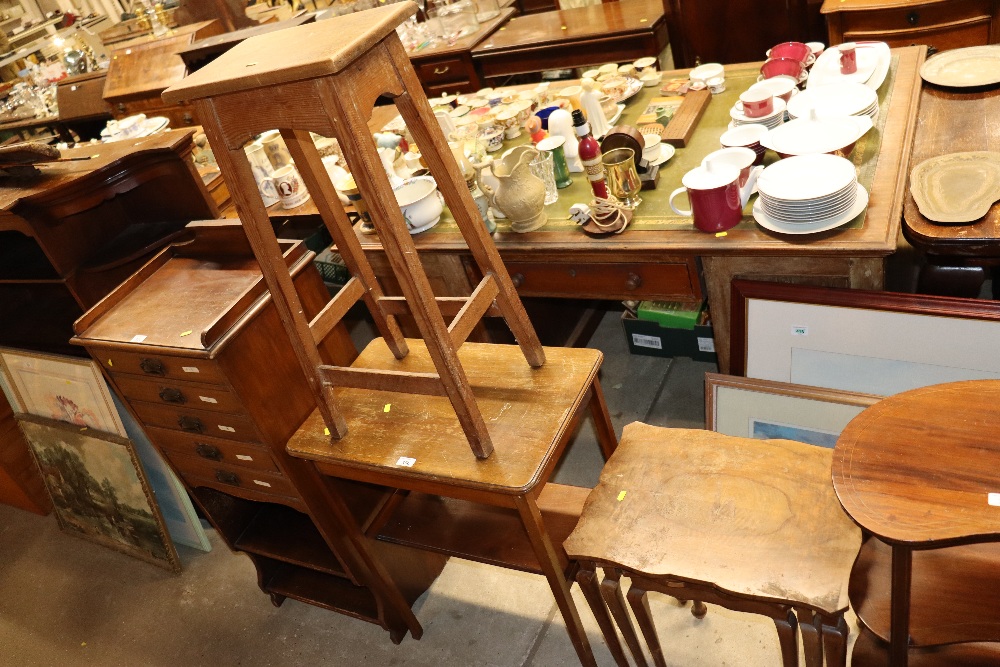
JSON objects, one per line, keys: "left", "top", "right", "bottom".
{"left": 72, "top": 220, "right": 444, "bottom": 642}
{"left": 821, "top": 0, "right": 1000, "bottom": 54}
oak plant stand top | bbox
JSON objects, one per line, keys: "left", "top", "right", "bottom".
{"left": 163, "top": 2, "right": 544, "bottom": 460}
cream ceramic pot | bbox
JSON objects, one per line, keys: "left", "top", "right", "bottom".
{"left": 474, "top": 145, "right": 547, "bottom": 233}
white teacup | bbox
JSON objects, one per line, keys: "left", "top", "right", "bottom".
{"left": 642, "top": 134, "right": 662, "bottom": 162}
{"left": 268, "top": 165, "right": 310, "bottom": 209}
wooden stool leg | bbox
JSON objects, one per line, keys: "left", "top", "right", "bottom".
{"left": 576, "top": 562, "right": 631, "bottom": 667}
{"left": 601, "top": 570, "right": 650, "bottom": 667}
{"left": 514, "top": 495, "right": 597, "bottom": 667}
{"left": 821, "top": 614, "right": 849, "bottom": 667}
{"left": 797, "top": 608, "right": 824, "bottom": 667}
{"left": 774, "top": 608, "right": 800, "bottom": 667}
{"left": 625, "top": 580, "right": 665, "bottom": 667}
{"left": 588, "top": 376, "right": 618, "bottom": 460}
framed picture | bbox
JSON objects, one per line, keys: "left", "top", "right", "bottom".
{"left": 730, "top": 280, "right": 1000, "bottom": 396}
{"left": 18, "top": 414, "right": 180, "bottom": 572}
{"left": 0, "top": 348, "right": 126, "bottom": 436}
{"left": 705, "top": 373, "right": 882, "bottom": 448}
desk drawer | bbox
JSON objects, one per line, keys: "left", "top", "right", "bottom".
{"left": 505, "top": 260, "right": 700, "bottom": 301}
{"left": 131, "top": 400, "right": 260, "bottom": 443}
{"left": 415, "top": 57, "right": 471, "bottom": 86}
{"left": 147, "top": 426, "right": 279, "bottom": 474}
{"left": 164, "top": 451, "right": 297, "bottom": 500}
{"left": 101, "top": 350, "right": 226, "bottom": 385}
{"left": 846, "top": 20, "right": 991, "bottom": 51}
{"left": 114, "top": 374, "right": 243, "bottom": 414}
{"left": 839, "top": 0, "right": 991, "bottom": 33}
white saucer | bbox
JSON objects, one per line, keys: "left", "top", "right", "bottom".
{"left": 646, "top": 143, "right": 676, "bottom": 167}
{"left": 753, "top": 183, "right": 868, "bottom": 234}
{"left": 408, "top": 215, "right": 441, "bottom": 235}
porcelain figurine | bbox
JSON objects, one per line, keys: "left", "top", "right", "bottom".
{"left": 546, "top": 108, "right": 583, "bottom": 173}
{"left": 579, "top": 79, "right": 611, "bottom": 139}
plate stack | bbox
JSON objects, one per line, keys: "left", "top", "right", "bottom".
{"left": 787, "top": 82, "right": 879, "bottom": 122}
{"left": 753, "top": 153, "right": 870, "bottom": 234}
{"left": 729, "top": 97, "right": 786, "bottom": 129}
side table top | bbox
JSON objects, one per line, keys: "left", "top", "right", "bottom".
{"left": 902, "top": 83, "right": 1000, "bottom": 257}
{"left": 833, "top": 380, "right": 1000, "bottom": 545}
{"left": 286, "top": 339, "right": 601, "bottom": 494}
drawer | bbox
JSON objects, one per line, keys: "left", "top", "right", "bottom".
{"left": 415, "top": 56, "right": 471, "bottom": 86}
{"left": 56, "top": 76, "right": 110, "bottom": 121}
{"left": 109, "top": 97, "right": 197, "bottom": 126}
{"left": 504, "top": 260, "right": 701, "bottom": 301}
{"left": 846, "top": 20, "right": 991, "bottom": 51}
{"left": 163, "top": 451, "right": 297, "bottom": 500}
{"left": 837, "top": 0, "right": 991, "bottom": 32}
{"left": 113, "top": 374, "right": 243, "bottom": 414}
{"left": 131, "top": 400, "right": 261, "bottom": 443}
{"left": 100, "top": 349, "right": 226, "bottom": 385}
{"left": 148, "top": 426, "right": 279, "bottom": 474}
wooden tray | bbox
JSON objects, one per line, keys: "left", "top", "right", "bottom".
{"left": 910, "top": 151, "right": 1000, "bottom": 224}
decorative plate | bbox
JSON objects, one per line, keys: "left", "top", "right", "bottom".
{"left": 920, "top": 45, "right": 1000, "bottom": 88}
{"left": 611, "top": 77, "right": 643, "bottom": 104}
{"left": 910, "top": 152, "right": 1000, "bottom": 224}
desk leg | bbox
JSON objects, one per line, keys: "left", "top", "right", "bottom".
{"left": 577, "top": 561, "right": 631, "bottom": 667}
{"left": 588, "top": 376, "right": 618, "bottom": 460}
{"left": 515, "top": 494, "right": 598, "bottom": 667}
{"left": 890, "top": 545, "right": 912, "bottom": 667}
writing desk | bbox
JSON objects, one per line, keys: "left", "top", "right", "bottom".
{"left": 902, "top": 76, "right": 1000, "bottom": 298}
{"left": 358, "top": 46, "right": 925, "bottom": 372}
{"left": 833, "top": 380, "right": 1000, "bottom": 666}
{"left": 471, "top": 0, "right": 669, "bottom": 82}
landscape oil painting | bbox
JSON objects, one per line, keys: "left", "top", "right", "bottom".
{"left": 19, "top": 415, "right": 179, "bottom": 572}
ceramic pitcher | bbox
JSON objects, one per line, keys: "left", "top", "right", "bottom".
{"left": 474, "top": 146, "right": 547, "bottom": 233}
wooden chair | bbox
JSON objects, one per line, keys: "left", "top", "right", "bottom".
{"left": 162, "top": 2, "right": 543, "bottom": 460}
{"left": 564, "top": 423, "right": 863, "bottom": 667}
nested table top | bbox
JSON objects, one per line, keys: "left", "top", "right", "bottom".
{"left": 163, "top": 3, "right": 416, "bottom": 103}
{"left": 833, "top": 380, "right": 1000, "bottom": 546}
{"left": 286, "top": 339, "right": 601, "bottom": 495}
{"left": 902, "top": 82, "right": 1000, "bottom": 257}
{"left": 564, "top": 422, "right": 861, "bottom": 614}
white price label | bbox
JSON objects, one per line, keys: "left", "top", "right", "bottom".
{"left": 130, "top": 334, "right": 147, "bottom": 343}
{"left": 697, "top": 337, "right": 715, "bottom": 353}
{"left": 199, "top": 396, "right": 218, "bottom": 403}
{"left": 989, "top": 493, "right": 1000, "bottom": 506}
{"left": 631, "top": 333, "right": 663, "bottom": 350}
{"left": 218, "top": 425, "right": 235, "bottom": 433}
{"left": 236, "top": 455, "right": 253, "bottom": 462}
{"left": 182, "top": 366, "right": 200, "bottom": 373}
{"left": 252, "top": 480, "right": 271, "bottom": 488}
{"left": 395, "top": 456, "right": 416, "bottom": 467}
{"left": 791, "top": 325, "right": 808, "bottom": 336}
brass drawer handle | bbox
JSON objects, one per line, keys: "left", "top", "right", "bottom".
{"left": 626, "top": 273, "right": 643, "bottom": 290}
{"left": 433, "top": 65, "right": 449, "bottom": 75}
{"left": 140, "top": 358, "right": 165, "bottom": 376}
{"left": 195, "top": 443, "right": 222, "bottom": 461}
{"left": 159, "top": 387, "right": 185, "bottom": 404}
{"left": 178, "top": 415, "right": 204, "bottom": 433}
{"left": 511, "top": 272, "right": 525, "bottom": 288}
{"left": 215, "top": 470, "right": 240, "bottom": 487}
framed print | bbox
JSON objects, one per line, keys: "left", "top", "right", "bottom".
{"left": 705, "top": 373, "right": 881, "bottom": 448}
{"left": 0, "top": 348, "right": 126, "bottom": 436}
{"left": 18, "top": 414, "right": 180, "bottom": 572}
{"left": 730, "top": 280, "right": 1000, "bottom": 396}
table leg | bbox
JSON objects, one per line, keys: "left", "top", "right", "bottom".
{"left": 821, "top": 614, "right": 849, "bottom": 667}
{"left": 576, "top": 561, "right": 631, "bottom": 667}
{"left": 602, "top": 569, "right": 650, "bottom": 667}
{"left": 515, "top": 494, "right": 597, "bottom": 667}
{"left": 625, "top": 580, "right": 666, "bottom": 667}
{"left": 588, "top": 376, "right": 618, "bottom": 460}
{"left": 796, "top": 608, "right": 823, "bottom": 667}
{"left": 773, "top": 608, "right": 799, "bottom": 667}
{"left": 890, "top": 545, "right": 912, "bottom": 667}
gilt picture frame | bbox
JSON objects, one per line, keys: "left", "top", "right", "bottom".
{"left": 18, "top": 414, "right": 180, "bottom": 572}
{"left": 705, "top": 373, "right": 881, "bottom": 448}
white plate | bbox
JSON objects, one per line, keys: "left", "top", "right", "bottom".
{"left": 920, "top": 45, "right": 1000, "bottom": 87}
{"left": 138, "top": 116, "right": 169, "bottom": 137}
{"left": 761, "top": 115, "right": 872, "bottom": 156}
{"left": 646, "top": 143, "right": 676, "bottom": 167}
{"left": 616, "top": 77, "right": 644, "bottom": 103}
{"left": 787, "top": 82, "right": 878, "bottom": 119}
{"left": 754, "top": 183, "right": 868, "bottom": 234}
{"left": 757, "top": 153, "right": 857, "bottom": 201}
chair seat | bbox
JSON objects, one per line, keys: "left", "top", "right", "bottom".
{"left": 564, "top": 423, "right": 861, "bottom": 615}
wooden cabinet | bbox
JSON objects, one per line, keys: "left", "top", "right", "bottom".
{"left": 102, "top": 20, "right": 224, "bottom": 127}
{"left": 73, "top": 221, "right": 444, "bottom": 642}
{"left": 822, "top": 0, "right": 1000, "bottom": 53}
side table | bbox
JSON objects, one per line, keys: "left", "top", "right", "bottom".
{"left": 832, "top": 380, "right": 1000, "bottom": 666}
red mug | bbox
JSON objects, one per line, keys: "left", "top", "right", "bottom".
{"left": 839, "top": 42, "right": 858, "bottom": 75}
{"left": 669, "top": 164, "right": 744, "bottom": 233}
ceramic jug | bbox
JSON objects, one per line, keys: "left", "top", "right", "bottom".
{"left": 474, "top": 146, "right": 547, "bottom": 233}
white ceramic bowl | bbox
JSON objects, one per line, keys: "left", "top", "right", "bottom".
{"left": 393, "top": 176, "right": 443, "bottom": 232}
{"left": 689, "top": 62, "right": 724, "bottom": 83}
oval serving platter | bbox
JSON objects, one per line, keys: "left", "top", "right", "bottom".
{"left": 910, "top": 152, "right": 1000, "bottom": 224}
{"left": 920, "top": 45, "right": 1000, "bottom": 88}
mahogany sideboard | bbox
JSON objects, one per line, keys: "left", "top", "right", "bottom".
{"left": 822, "top": 0, "right": 1000, "bottom": 54}
{"left": 72, "top": 221, "right": 445, "bottom": 641}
